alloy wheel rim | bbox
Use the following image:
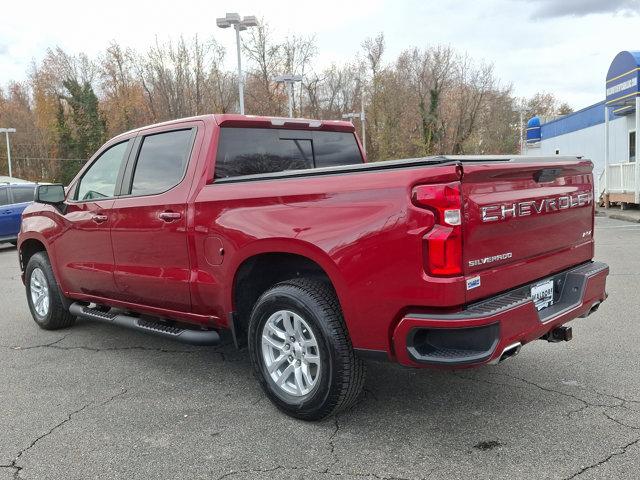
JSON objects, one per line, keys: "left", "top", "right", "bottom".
{"left": 30, "top": 268, "right": 50, "bottom": 317}
{"left": 261, "top": 310, "right": 321, "bottom": 397}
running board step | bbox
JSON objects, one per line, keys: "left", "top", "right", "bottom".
{"left": 69, "top": 303, "right": 220, "bottom": 346}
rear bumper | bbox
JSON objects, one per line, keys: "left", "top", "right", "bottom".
{"left": 391, "top": 261, "right": 609, "bottom": 368}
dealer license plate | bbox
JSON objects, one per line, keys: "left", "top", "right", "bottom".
{"left": 531, "top": 279, "right": 554, "bottom": 311}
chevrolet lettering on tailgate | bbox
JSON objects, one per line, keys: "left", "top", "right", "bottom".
{"left": 481, "top": 191, "right": 593, "bottom": 223}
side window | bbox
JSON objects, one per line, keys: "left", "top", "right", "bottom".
{"left": 214, "top": 128, "right": 362, "bottom": 179}
{"left": 215, "top": 128, "right": 313, "bottom": 178}
{"left": 0, "top": 187, "right": 8, "bottom": 206}
{"left": 76, "top": 141, "right": 130, "bottom": 201}
{"left": 129, "top": 129, "right": 194, "bottom": 196}
{"left": 630, "top": 131, "right": 636, "bottom": 163}
{"left": 10, "top": 186, "right": 35, "bottom": 204}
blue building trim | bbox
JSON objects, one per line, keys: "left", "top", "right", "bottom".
{"left": 539, "top": 101, "right": 606, "bottom": 140}
{"left": 529, "top": 50, "right": 638, "bottom": 142}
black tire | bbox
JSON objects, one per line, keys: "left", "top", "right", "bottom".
{"left": 25, "top": 251, "right": 76, "bottom": 330}
{"left": 248, "top": 278, "right": 365, "bottom": 420}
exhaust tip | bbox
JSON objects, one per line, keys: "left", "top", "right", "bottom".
{"left": 499, "top": 343, "right": 521, "bottom": 362}
{"left": 580, "top": 301, "right": 602, "bottom": 318}
{"left": 489, "top": 342, "right": 522, "bottom": 365}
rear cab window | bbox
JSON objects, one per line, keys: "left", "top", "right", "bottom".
{"left": 0, "top": 187, "right": 8, "bottom": 206}
{"left": 214, "top": 128, "right": 363, "bottom": 179}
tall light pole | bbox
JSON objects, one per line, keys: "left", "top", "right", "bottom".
{"left": 342, "top": 99, "right": 367, "bottom": 156}
{"left": 216, "top": 13, "right": 258, "bottom": 115}
{"left": 519, "top": 109, "right": 524, "bottom": 155}
{"left": 274, "top": 75, "right": 303, "bottom": 118}
{"left": 0, "top": 128, "right": 16, "bottom": 178}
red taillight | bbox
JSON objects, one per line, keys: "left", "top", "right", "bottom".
{"left": 412, "top": 182, "right": 463, "bottom": 277}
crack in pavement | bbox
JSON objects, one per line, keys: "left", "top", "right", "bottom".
{"left": 217, "top": 394, "right": 422, "bottom": 480}
{"left": 0, "top": 328, "right": 246, "bottom": 358}
{"left": 216, "top": 464, "right": 424, "bottom": 480}
{"left": 454, "top": 371, "right": 640, "bottom": 479}
{"left": 455, "top": 371, "right": 626, "bottom": 416}
{"left": 495, "top": 372, "right": 625, "bottom": 410}
{"left": 0, "top": 341, "right": 202, "bottom": 354}
{"left": 563, "top": 436, "right": 640, "bottom": 479}
{"left": 324, "top": 414, "right": 341, "bottom": 472}
{"left": 602, "top": 410, "right": 640, "bottom": 431}
{"left": 0, "top": 332, "right": 73, "bottom": 351}
{"left": 1, "top": 388, "right": 128, "bottom": 479}
{"left": 0, "top": 339, "right": 242, "bottom": 358}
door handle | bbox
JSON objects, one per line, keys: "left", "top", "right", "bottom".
{"left": 158, "top": 211, "right": 182, "bottom": 222}
{"left": 92, "top": 214, "right": 108, "bottom": 224}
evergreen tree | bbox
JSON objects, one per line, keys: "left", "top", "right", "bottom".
{"left": 60, "top": 79, "right": 107, "bottom": 158}
{"left": 55, "top": 79, "right": 107, "bottom": 183}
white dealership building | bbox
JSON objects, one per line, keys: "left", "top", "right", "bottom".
{"left": 524, "top": 50, "right": 640, "bottom": 205}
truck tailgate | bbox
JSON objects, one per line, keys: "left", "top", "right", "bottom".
{"left": 460, "top": 160, "right": 595, "bottom": 279}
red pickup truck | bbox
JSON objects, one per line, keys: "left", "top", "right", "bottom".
{"left": 18, "top": 114, "right": 608, "bottom": 420}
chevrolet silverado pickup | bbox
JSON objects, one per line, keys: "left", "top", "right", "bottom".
{"left": 18, "top": 114, "right": 609, "bottom": 420}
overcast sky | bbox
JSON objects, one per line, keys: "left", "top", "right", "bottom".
{"left": 1, "top": 0, "right": 639, "bottom": 109}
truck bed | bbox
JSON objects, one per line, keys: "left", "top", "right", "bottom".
{"left": 214, "top": 154, "right": 585, "bottom": 183}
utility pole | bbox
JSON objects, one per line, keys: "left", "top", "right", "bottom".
{"left": 342, "top": 101, "right": 367, "bottom": 157}
{"left": 274, "top": 75, "right": 303, "bottom": 117}
{"left": 360, "top": 95, "right": 367, "bottom": 157}
{"left": 216, "top": 13, "right": 258, "bottom": 115}
{"left": 0, "top": 128, "right": 16, "bottom": 178}
{"left": 519, "top": 110, "right": 524, "bottom": 155}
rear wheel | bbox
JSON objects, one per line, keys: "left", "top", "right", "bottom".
{"left": 25, "top": 252, "right": 75, "bottom": 330}
{"left": 248, "top": 278, "right": 365, "bottom": 420}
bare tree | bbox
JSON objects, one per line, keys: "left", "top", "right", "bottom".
{"left": 243, "top": 22, "right": 282, "bottom": 115}
{"left": 448, "top": 57, "right": 496, "bottom": 154}
{"left": 401, "top": 46, "right": 454, "bottom": 155}
{"left": 282, "top": 35, "right": 317, "bottom": 114}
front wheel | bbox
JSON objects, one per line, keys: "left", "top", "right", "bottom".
{"left": 248, "top": 278, "right": 365, "bottom": 420}
{"left": 25, "top": 252, "right": 76, "bottom": 330}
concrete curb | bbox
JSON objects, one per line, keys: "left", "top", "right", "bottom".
{"left": 596, "top": 209, "right": 640, "bottom": 224}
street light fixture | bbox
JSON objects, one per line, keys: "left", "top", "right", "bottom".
{"left": 342, "top": 98, "right": 367, "bottom": 156}
{"left": 274, "top": 74, "right": 303, "bottom": 118}
{"left": 216, "top": 12, "right": 258, "bottom": 115}
{"left": 0, "top": 128, "right": 16, "bottom": 178}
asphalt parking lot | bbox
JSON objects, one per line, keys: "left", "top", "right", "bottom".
{"left": 0, "top": 215, "right": 638, "bottom": 480}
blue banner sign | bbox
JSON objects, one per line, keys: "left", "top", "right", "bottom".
{"left": 606, "top": 51, "right": 640, "bottom": 115}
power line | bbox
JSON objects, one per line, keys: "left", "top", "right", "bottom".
{"left": 0, "top": 156, "right": 85, "bottom": 162}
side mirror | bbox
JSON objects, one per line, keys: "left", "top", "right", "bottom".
{"left": 35, "top": 184, "right": 66, "bottom": 205}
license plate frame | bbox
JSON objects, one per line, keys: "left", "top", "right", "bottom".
{"left": 531, "top": 279, "right": 554, "bottom": 311}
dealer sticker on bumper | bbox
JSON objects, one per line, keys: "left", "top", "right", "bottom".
{"left": 531, "top": 279, "right": 554, "bottom": 311}
{"left": 466, "top": 276, "right": 481, "bottom": 290}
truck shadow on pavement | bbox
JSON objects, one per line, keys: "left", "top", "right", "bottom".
{"left": 16, "top": 316, "right": 617, "bottom": 422}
